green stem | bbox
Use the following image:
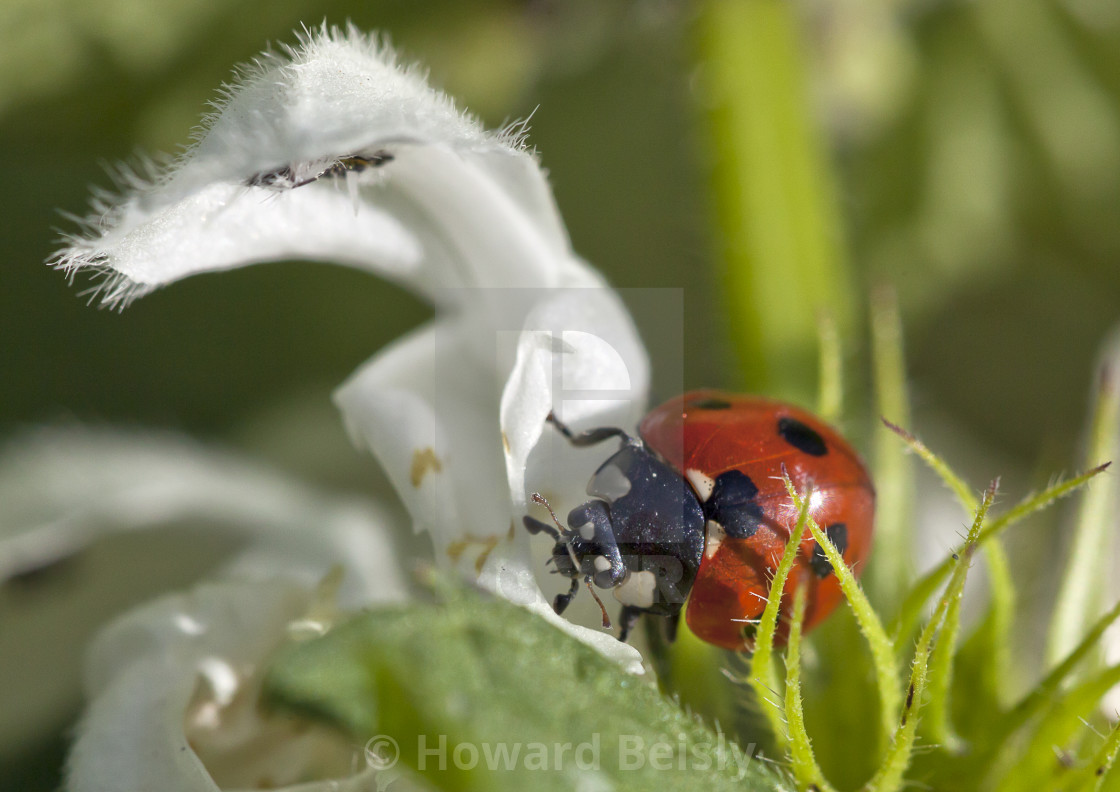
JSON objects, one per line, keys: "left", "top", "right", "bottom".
{"left": 786, "top": 581, "right": 835, "bottom": 792}
{"left": 817, "top": 311, "right": 843, "bottom": 425}
{"left": 869, "top": 289, "right": 914, "bottom": 615}
{"left": 1046, "top": 355, "right": 1120, "bottom": 669}
{"left": 996, "top": 596, "right": 1120, "bottom": 746}
{"left": 864, "top": 481, "right": 996, "bottom": 792}
{"left": 749, "top": 496, "right": 810, "bottom": 751}
{"left": 695, "top": 0, "right": 853, "bottom": 401}
{"left": 891, "top": 463, "right": 1110, "bottom": 646}
{"left": 785, "top": 478, "right": 901, "bottom": 748}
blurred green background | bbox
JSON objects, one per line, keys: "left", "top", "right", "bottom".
{"left": 2, "top": 0, "right": 1119, "bottom": 788}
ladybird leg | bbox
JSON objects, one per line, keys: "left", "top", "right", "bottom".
{"left": 547, "top": 412, "right": 632, "bottom": 447}
{"left": 617, "top": 605, "right": 643, "bottom": 643}
{"left": 522, "top": 514, "right": 561, "bottom": 541}
{"left": 663, "top": 610, "right": 681, "bottom": 643}
{"left": 553, "top": 577, "right": 579, "bottom": 615}
{"left": 584, "top": 577, "right": 613, "bottom": 629}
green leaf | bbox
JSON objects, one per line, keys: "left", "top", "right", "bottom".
{"left": 660, "top": 614, "right": 743, "bottom": 747}
{"left": 263, "top": 583, "right": 783, "bottom": 791}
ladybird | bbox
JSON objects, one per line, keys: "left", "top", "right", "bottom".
{"left": 524, "top": 390, "right": 874, "bottom": 651}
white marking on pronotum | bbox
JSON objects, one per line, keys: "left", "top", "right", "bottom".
{"left": 686, "top": 468, "right": 716, "bottom": 502}
{"left": 704, "top": 520, "right": 727, "bottom": 560}
{"left": 577, "top": 520, "right": 596, "bottom": 541}
{"left": 612, "top": 570, "right": 657, "bottom": 608}
{"left": 587, "top": 463, "right": 631, "bottom": 502}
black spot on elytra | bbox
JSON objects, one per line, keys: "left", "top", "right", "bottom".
{"left": 809, "top": 523, "right": 849, "bottom": 578}
{"left": 705, "top": 470, "right": 764, "bottom": 538}
{"left": 690, "top": 397, "right": 732, "bottom": 410}
{"left": 778, "top": 416, "right": 828, "bottom": 456}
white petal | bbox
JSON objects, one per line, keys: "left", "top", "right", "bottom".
{"left": 336, "top": 283, "right": 647, "bottom": 566}
{"left": 63, "top": 180, "right": 426, "bottom": 306}
{"left": 0, "top": 428, "right": 407, "bottom": 607}
{"left": 492, "top": 289, "right": 650, "bottom": 651}
{"left": 68, "top": 580, "right": 379, "bottom": 792}
{"left": 335, "top": 317, "right": 511, "bottom": 573}
{"left": 52, "top": 24, "right": 572, "bottom": 307}
{"left": 501, "top": 287, "right": 649, "bottom": 514}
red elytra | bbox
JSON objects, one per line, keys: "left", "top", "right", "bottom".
{"left": 639, "top": 391, "right": 875, "bottom": 650}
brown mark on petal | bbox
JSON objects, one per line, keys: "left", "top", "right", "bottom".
{"left": 502, "top": 431, "right": 511, "bottom": 455}
{"left": 447, "top": 534, "right": 501, "bottom": 575}
{"left": 410, "top": 447, "right": 443, "bottom": 488}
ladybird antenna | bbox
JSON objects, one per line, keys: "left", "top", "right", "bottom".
{"left": 584, "top": 577, "right": 612, "bottom": 629}
{"left": 531, "top": 492, "right": 566, "bottom": 532}
{"left": 530, "top": 492, "right": 582, "bottom": 572}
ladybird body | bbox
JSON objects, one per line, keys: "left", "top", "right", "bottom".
{"left": 640, "top": 391, "right": 874, "bottom": 649}
{"left": 525, "top": 390, "right": 874, "bottom": 652}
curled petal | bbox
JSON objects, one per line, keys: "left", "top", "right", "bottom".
{"left": 0, "top": 428, "right": 407, "bottom": 607}
{"left": 51, "top": 24, "right": 573, "bottom": 306}
{"left": 69, "top": 580, "right": 380, "bottom": 792}
{"left": 501, "top": 287, "right": 649, "bottom": 515}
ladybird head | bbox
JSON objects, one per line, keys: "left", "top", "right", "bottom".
{"left": 554, "top": 500, "right": 627, "bottom": 590}
{"left": 526, "top": 436, "right": 707, "bottom": 634}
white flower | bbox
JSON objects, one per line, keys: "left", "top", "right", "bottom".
{"left": 0, "top": 429, "right": 406, "bottom": 792}
{"left": 0, "top": 427, "right": 407, "bottom": 603}
{"left": 70, "top": 580, "right": 379, "bottom": 792}
{"left": 26, "top": 22, "right": 653, "bottom": 791}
